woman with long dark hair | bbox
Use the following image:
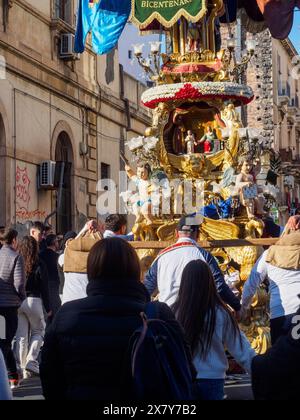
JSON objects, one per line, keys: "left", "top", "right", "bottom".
{"left": 14, "top": 236, "right": 51, "bottom": 378}
{"left": 172, "top": 260, "right": 255, "bottom": 400}
{"left": 40, "top": 238, "right": 191, "bottom": 400}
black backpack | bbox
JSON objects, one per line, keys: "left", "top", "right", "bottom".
{"left": 127, "top": 302, "right": 194, "bottom": 400}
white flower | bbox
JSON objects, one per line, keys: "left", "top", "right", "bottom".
{"left": 126, "top": 136, "right": 144, "bottom": 151}
{"left": 144, "top": 136, "right": 159, "bottom": 151}
{"left": 141, "top": 81, "right": 253, "bottom": 106}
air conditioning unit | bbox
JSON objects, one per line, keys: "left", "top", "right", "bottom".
{"left": 38, "top": 161, "right": 56, "bottom": 190}
{"left": 60, "top": 33, "right": 75, "bottom": 58}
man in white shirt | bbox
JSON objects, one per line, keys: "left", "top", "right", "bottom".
{"left": 144, "top": 215, "right": 241, "bottom": 313}
{"left": 242, "top": 235, "right": 300, "bottom": 344}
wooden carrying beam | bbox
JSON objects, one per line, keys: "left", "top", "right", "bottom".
{"left": 130, "top": 238, "right": 278, "bottom": 250}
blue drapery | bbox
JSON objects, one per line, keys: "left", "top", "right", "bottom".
{"left": 75, "top": 0, "right": 131, "bottom": 55}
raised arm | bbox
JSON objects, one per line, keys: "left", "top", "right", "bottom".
{"left": 242, "top": 251, "right": 268, "bottom": 310}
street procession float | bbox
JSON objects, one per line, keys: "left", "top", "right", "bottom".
{"left": 76, "top": 0, "right": 300, "bottom": 354}
{"left": 122, "top": 0, "right": 279, "bottom": 354}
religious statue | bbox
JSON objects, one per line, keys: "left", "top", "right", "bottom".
{"left": 235, "top": 157, "right": 266, "bottom": 219}
{"left": 221, "top": 102, "right": 242, "bottom": 134}
{"left": 198, "top": 126, "right": 218, "bottom": 153}
{"left": 125, "top": 161, "right": 154, "bottom": 225}
{"left": 172, "top": 109, "right": 188, "bottom": 154}
{"left": 186, "top": 22, "right": 202, "bottom": 52}
{"left": 145, "top": 102, "right": 169, "bottom": 137}
{"left": 185, "top": 130, "right": 197, "bottom": 155}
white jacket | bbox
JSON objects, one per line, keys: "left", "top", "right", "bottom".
{"left": 193, "top": 307, "right": 256, "bottom": 379}
{"left": 242, "top": 250, "right": 300, "bottom": 319}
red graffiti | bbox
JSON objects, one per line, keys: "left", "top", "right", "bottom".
{"left": 16, "top": 165, "right": 31, "bottom": 209}
{"left": 16, "top": 209, "right": 46, "bottom": 221}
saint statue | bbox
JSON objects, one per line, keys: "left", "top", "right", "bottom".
{"left": 198, "top": 126, "right": 218, "bottom": 153}
{"left": 185, "top": 130, "right": 197, "bottom": 155}
{"left": 172, "top": 109, "right": 188, "bottom": 154}
{"left": 186, "top": 23, "right": 202, "bottom": 52}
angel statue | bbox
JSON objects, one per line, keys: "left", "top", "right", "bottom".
{"left": 221, "top": 102, "right": 242, "bottom": 134}
{"left": 145, "top": 102, "right": 169, "bottom": 137}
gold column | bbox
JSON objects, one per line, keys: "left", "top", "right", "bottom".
{"left": 172, "top": 23, "right": 179, "bottom": 53}
{"left": 179, "top": 17, "right": 186, "bottom": 54}
{"left": 206, "top": 0, "right": 224, "bottom": 53}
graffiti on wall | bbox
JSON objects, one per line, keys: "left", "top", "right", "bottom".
{"left": 16, "top": 163, "right": 46, "bottom": 222}
{"left": 16, "top": 165, "right": 31, "bottom": 209}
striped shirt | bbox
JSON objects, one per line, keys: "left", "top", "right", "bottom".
{"left": 0, "top": 245, "right": 26, "bottom": 307}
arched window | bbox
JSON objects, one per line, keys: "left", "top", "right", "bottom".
{"left": 55, "top": 131, "right": 74, "bottom": 234}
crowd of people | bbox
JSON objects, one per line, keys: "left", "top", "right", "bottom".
{"left": 0, "top": 213, "right": 300, "bottom": 401}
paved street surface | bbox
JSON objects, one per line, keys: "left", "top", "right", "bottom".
{"left": 13, "top": 375, "right": 253, "bottom": 401}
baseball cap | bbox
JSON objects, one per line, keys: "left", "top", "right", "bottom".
{"left": 177, "top": 214, "right": 203, "bottom": 232}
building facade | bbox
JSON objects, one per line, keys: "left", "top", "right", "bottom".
{"left": 221, "top": 18, "right": 300, "bottom": 219}
{"left": 119, "top": 22, "right": 161, "bottom": 83}
{"left": 245, "top": 30, "right": 300, "bottom": 215}
{"left": 0, "top": 0, "right": 151, "bottom": 234}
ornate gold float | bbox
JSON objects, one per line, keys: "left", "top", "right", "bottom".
{"left": 126, "top": 0, "right": 274, "bottom": 353}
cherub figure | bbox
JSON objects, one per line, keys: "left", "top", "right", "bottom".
{"left": 235, "top": 157, "right": 266, "bottom": 219}
{"left": 125, "top": 161, "right": 154, "bottom": 225}
{"left": 185, "top": 130, "right": 197, "bottom": 155}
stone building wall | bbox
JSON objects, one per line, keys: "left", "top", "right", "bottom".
{"left": 246, "top": 30, "right": 275, "bottom": 150}
{"left": 0, "top": 0, "right": 151, "bottom": 233}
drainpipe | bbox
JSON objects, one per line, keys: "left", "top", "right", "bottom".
{"left": 12, "top": 88, "right": 16, "bottom": 226}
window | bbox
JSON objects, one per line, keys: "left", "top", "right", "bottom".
{"left": 101, "top": 163, "right": 111, "bottom": 191}
{"left": 277, "top": 53, "right": 281, "bottom": 75}
{"left": 54, "top": 0, "right": 73, "bottom": 25}
{"left": 128, "top": 50, "right": 133, "bottom": 60}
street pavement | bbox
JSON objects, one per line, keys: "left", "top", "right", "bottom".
{"left": 13, "top": 375, "right": 253, "bottom": 401}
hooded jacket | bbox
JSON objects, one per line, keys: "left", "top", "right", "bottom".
{"left": 40, "top": 279, "right": 191, "bottom": 400}
{"left": 252, "top": 306, "right": 300, "bottom": 400}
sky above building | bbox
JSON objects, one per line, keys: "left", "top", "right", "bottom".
{"left": 290, "top": 12, "right": 300, "bottom": 53}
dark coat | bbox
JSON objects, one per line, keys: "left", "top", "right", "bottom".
{"left": 26, "top": 259, "right": 51, "bottom": 313}
{"left": 40, "top": 279, "right": 191, "bottom": 400}
{"left": 252, "top": 306, "right": 300, "bottom": 400}
{"left": 39, "top": 249, "right": 59, "bottom": 286}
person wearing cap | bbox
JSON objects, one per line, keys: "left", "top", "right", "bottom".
{"left": 144, "top": 215, "right": 241, "bottom": 313}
